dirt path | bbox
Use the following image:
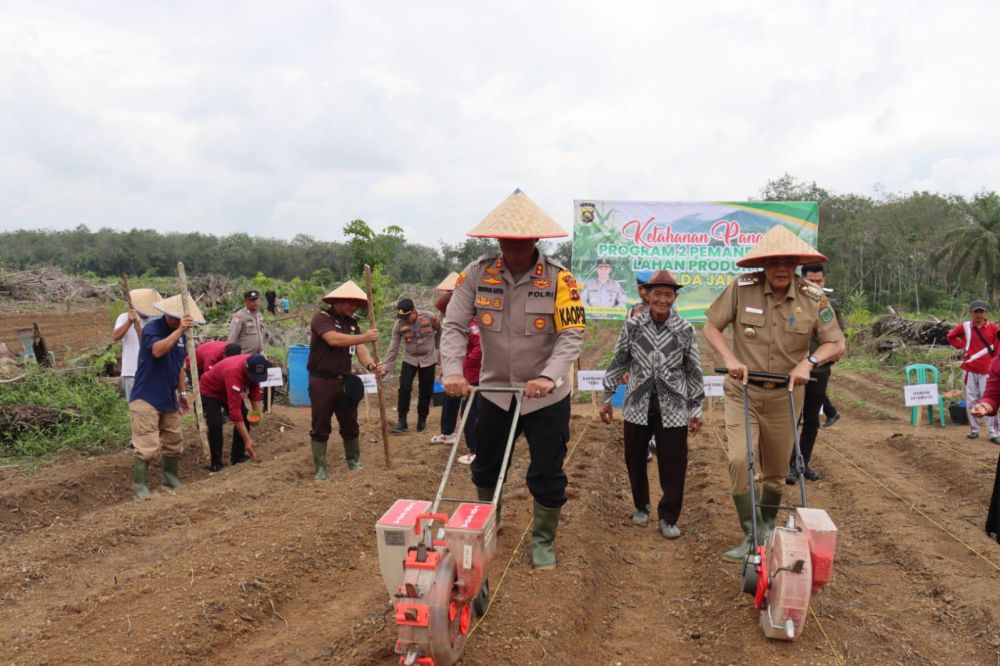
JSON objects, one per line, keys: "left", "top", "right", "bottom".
{"left": 2, "top": 367, "right": 999, "bottom": 664}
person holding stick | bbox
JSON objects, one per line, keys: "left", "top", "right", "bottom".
{"left": 112, "top": 288, "right": 161, "bottom": 448}
{"left": 127, "top": 293, "right": 204, "bottom": 498}
{"left": 599, "top": 270, "right": 704, "bottom": 539}
{"left": 307, "top": 280, "right": 383, "bottom": 478}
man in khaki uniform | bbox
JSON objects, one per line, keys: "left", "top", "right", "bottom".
{"left": 441, "top": 189, "right": 586, "bottom": 570}
{"left": 703, "top": 226, "right": 845, "bottom": 562}
{"left": 384, "top": 298, "right": 441, "bottom": 433}
{"left": 228, "top": 289, "right": 266, "bottom": 355}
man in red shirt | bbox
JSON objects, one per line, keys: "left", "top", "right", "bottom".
{"left": 200, "top": 353, "right": 268, "bottom": 472}
{"left": 186, "top": 341, "right": 241, "bottom": 376}
{"left": 947, "top": 300, "right": 1000, "bottom": 442}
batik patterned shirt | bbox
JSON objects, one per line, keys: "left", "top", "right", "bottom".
{"left": 602, "top": 312, "right": 704, "bottom": 427}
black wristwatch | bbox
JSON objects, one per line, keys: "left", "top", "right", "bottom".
{"left": 808, "top": 354, "right": 820, "bottom": 368}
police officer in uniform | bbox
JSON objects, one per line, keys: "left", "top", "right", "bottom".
{"left": 307, "top": 281, "right": 382, "bottom": 478}
{"left": 702, "top": 226, "right": 845, "bottom": 562}
{"left": 228, "top": 290, "right": 266, "bottom": 355}
{"left": 441, "top": 189, "right": 586, "bottom": 570}
{"left": 384, "top": 298, "right": 441, "bottom": 433}
{"left": 583, "top": 258, "right": 626, "bottom": 307}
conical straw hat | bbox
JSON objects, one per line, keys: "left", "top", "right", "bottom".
{"left": 436, "top": 272, "right": 460, "bottom": 291}
{"left": 129, "top": 288, "right": 163, "bottom": 317}
{"left": 736, "top": 225, "right": 827, "bottom": 268}
{"left": 152, "top": 293, "right": 206, "bottom": 324}
{"left": 466, "top": 189, "right": 568, "bottom": 239}
{"left": 321, "top": 280, "right": 369, "bottom": 305}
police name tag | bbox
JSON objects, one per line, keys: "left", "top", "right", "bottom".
{"left": 703, "top": 375, "right": 725, "bottom": 397}
{"left": 577, "top": 370, "right": 606, "bottom": 391}
{"left": 260, "top": 367, "right": 284, "bottom": 388}
{"left": 904, "top": 383, "right": 938, "bottom": 407}
{"left": 359, "top": 373, "right": 379, "bottom": 394}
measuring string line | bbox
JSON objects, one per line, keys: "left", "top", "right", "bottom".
{"left": 468, "top": 420, "right": 592, "bottom": 637}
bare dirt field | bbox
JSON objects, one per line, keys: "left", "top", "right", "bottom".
{"left": 2, "top": 307, "right": 1000, "bottom": 665}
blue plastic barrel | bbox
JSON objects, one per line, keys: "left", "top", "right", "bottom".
{"left": 611, "top": 385, "right": 626, "bottom": 408}
{"left": 287, "top": 344, "right": 310, "bottom": 406}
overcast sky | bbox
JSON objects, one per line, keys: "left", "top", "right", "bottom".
{"left": 2, "top": 1, "right": 998, "bottom": 243}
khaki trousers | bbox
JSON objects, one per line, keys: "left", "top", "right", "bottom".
{"left": 724, "top": 379, "right": 804, "bottom": 495}
{"left": 129, "top": 399, "right": 184, "bottom": 462}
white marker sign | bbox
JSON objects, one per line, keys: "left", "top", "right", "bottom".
{"left": 904, "top": 383, "right": 939, "bottom": 407}
{"left": 359, "top": 373, "right": 379, "bottom": 394}
{"left": 577, "top": 370, "right": 607, "bottom": 392}
{"left": 703, "top": 375, "right": 725, "bottom": 397}
{"left": 260, "top": 367, "right": 284, "bottom": 388}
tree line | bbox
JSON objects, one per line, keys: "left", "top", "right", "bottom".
{"left": 2, "top": 176, "right": 998, "bottom": 313}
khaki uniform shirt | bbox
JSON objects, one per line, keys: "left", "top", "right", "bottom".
{"left": 705, "top": 273, "right": 844, "bottom": 375}
{"left": 227, "top": 307, "right": 265, "bottom": 355}
{"left": 583, "top": 279, "right": 626, "bottom": 307}
{"left": 441, "top": 252, "right": 586, "bottom": 414}
{"left": 384, "top": 310, "right": 440, "bottom": 369}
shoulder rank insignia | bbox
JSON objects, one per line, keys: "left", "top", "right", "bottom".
{"left": 799, "top": 283, "right": 823, "bottom": 301}
{"left": 455, "top": 272, "right": 466, "bottom": 288}
{"left": 737, "top": 277, "right": 758, "bottom": 287}
{"left": 534, "top": 263, "right": 545, "bottom": 276}
{"left": 480, "top": 276, "right": 502, "bottom": 286}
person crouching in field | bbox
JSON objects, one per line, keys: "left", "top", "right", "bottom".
{"left": 199, "top": 353, "right": 269, "bottom": 472}
{"left": 128, "top": 293, "right": 202, "bottom": 499}
{"left": 599, "top": 270, "right": 704, "bottom": 539}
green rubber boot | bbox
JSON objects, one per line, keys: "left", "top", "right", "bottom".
{"left": 722, "top": 492, "right": 756, "bottom": 562}
{"left": 344, "top": 437, "right": 362, "bottom": 471}
{"left": 132, "top": 458, "right": 151, "bottom": 499}
{"left": 311, "top": 440, "right": 328, "bottom": 480}
{"left": 162, "top": 456, "right": 182, "bottom": 489}
{"left": 759, "top": 487, "right": 784, "bottom": 543}
{"left": 530, "top": 502, "right": 561, "bottom": 570}
{"left": 476, "top": 485, "right": 501, "bottom": 529}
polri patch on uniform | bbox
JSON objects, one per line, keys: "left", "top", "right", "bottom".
{"left": 455, "top": 272, "right": 466, "bottom": 288}
{"left": 533, "top": 279, "right": 551, "bottom": 289}
{"left": 481, "top": 276, "right": 502, "bottom": 286}
{"left": 492, "top": 297, "right": 502, "bottom": 309}
{"left": 481, "top": 312, "right": 494, "bottom": 326}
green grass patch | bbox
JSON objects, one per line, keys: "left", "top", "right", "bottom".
{"left": 0, "top": 368, "right": 130, "bottom": 458}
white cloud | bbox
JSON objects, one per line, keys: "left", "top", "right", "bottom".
{"left": 1, "top": 0, "right": 1000, "bottom": 243}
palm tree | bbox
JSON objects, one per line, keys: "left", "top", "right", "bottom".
{"left": 931, "top": 192, "right": 1000, "bottom": 305}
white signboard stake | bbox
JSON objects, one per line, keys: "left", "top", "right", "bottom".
{"left": 904, "top": 383, "right": 939, "bottom": 428}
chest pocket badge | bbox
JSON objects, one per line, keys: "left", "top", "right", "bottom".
{"left": 478, "top": 310, "right": 501, "bottom": 332}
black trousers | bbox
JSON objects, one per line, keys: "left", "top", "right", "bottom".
{"left": 308, "top": 376, "right": 360, "bottom": 443}
{"left": 987, "top": 453, "right": 1000, "bottom": 543}
{"left": 791, "top": 371, "right": 831, "bottom": 470}
{"left": 202, "top": 395, "right": 250, "bottom": 466}
{"left": 398, "top": 362, "right": 436, "bottom": 423}
{"left": 822, "top": 388, "right": 838, "bottom": 419}
{"left": 623, "top": 407, "right": 688, "bottom": 525}
{"left": 472, "top": 395, "right": 570, "bottom": 508}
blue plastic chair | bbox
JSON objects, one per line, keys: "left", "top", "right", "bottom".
{"left": 904, "top": 363, "right": 946, "bottom": 427}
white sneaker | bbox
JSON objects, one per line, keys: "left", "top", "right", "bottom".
{"left": 431, "top": 433, "right": 458, "bottom": 444}
{"left": 457, "top": 453, "right": 476, "bottom": 465}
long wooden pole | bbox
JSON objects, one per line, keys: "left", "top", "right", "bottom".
{"left": 364, "top": 264, "right": 392, "bottom": 468}
{"left": 120, "top": 274, "right": 142, "bottom": 338}
{"left": 177, "top": 262, "right": 211, "bottom": 464}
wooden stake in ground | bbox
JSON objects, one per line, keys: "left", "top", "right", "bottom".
{"left": 176, "top": 262, "right": 211, "bottom": 464}
{"left": 363, "top": 264, "right": 392, "bottom": 468}
{"left": 119, "top": 274, "right": 142, "bottom": 339}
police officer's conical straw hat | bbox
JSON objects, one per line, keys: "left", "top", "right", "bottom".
{"left": 466, "top": 189, "right": 568, "bottom": 239}
{"left": 321, "top": 280, "right": 368, "bottom": 306}
{"left": 735, "top": 225, "right": 827, "bottom": 268}
{"left": 129, "top": 288, "right": 163, "bottom": 317}
{"left": 152, "top": 293, "right": 206, "bottom": 324}
{"left": 436, "top": 272, "right": 460, "bottom": 291}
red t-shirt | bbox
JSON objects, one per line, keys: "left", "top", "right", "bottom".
{"left": 463, "top": 319, "right": 482, "bottom": 384}
{"left": 946, "top": 321, "right": 1000, "bottom": 374}
{"left": 192, "top": 340, "right": 228, "bottom": 376}
{"left": 200, "top": 354, "right": 262, "bottom": 422}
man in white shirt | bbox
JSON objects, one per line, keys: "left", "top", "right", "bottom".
{"left": 111, "top": 289, "right": 163, "bottom": 403}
